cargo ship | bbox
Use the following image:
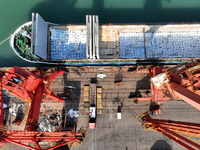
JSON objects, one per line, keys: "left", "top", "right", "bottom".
{"left": 10, "top": 13, "right": 200, "bottom": 66}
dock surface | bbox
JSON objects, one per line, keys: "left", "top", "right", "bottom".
{"left": 1, "top": 66, "right": 200, "bottom": 150}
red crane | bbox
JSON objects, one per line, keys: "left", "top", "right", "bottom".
{"left": 134, "top": 60, "right": 200, "bottom": 149}
{"left": 1, "top": 67, "right": 65, "bottom": 131}
{"left": 133, "top": 66, "right": 170, "bottom": 103}
{"left": 137, "top": 112, "right": 200, "bottom": 150}
{"left": 1, "top": 67, "right": 65, "bottom": 103}
{"left": 0, "top": 128, "right": 86, "bottom": 150}
{"left": 0, "top": 67, "right": 86, "bottom": 149}
{"left": 134, "top": 60, "right": 200, "bottom": 110}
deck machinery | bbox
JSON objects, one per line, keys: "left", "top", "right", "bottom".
{"left": 0, "top": 67, "right": 86, "bottom": 150}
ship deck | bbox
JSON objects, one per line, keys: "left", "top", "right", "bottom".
{"left": 12, "top": 23, "right": 37, "bottom": 62}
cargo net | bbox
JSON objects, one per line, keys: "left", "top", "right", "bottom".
{"left": 119, "top": 30, "right": 200, "bottom": 59}
{"left": 50, "top": 28, "right": 87, "bottom": 60}
{"left": 146, "top": 30, "right": 200, "bottom": 58}
{"left": 119, "top": 32, "right": 145, "bottom": 59}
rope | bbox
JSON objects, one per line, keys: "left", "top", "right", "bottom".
{"left": 0, "top": 34, "right": 12, "bottom": 46}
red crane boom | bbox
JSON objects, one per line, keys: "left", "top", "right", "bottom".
{"left": 137, "top": 113, "right": 200, "bottom": 150}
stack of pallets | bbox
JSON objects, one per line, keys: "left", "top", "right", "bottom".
{"left": 83, "top": 85, "right": 90, "bottom": 113}
{"left": 97, "top": 86, "right": 103, "bottom": 114}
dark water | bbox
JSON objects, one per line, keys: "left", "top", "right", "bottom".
{"left": 1, "top": 0, "right": 200, "bottom": 67}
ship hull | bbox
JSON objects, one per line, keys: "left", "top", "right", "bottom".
{"left": 10, "top": 13, "right": 200, "bottom": 66}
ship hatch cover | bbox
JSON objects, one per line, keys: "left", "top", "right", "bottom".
{"left": 31, "top": 13, "right": 48, "bottom": 59}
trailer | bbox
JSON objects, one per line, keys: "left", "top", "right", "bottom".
{"left": 88, "top": 83, "right": 97, "bottom": 129}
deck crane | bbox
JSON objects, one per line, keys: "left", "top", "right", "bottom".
{"left": 134, "top": 59, "right": 200, "bottom": 110}
{"left": 137, "top": 112, "right": 200, "bottom": 150}
{"left": 0, "top": 67, "right": 86, "bottom": 150}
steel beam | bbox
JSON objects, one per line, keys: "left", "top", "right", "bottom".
{"left": 170, "top": 82, "right": 200, "bottom": 111}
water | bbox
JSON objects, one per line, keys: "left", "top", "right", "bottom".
{"left": 1, "top": 0, "right": 200, "bottom": 67}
